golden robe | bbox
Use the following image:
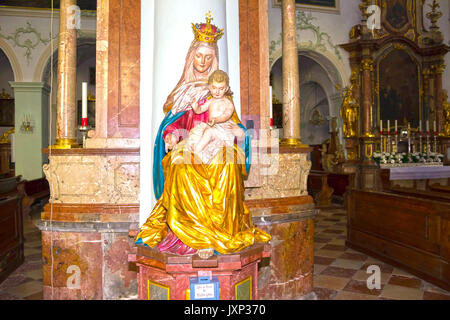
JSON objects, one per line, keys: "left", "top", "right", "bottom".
{"left": 137, "top": 118, "right": 271, "bottom": 254}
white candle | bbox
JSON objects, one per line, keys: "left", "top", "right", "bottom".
{"left": 395, "top": 120, "right": 397, "bottom": 133}
{"left": 380, "top": 120, "right": 383, "bottom": 133}
{"left": 426, "top": 120, "right": 429, "bottom": 132}
{"left": 419, "top": 121, "right": 422, "bottom": 132}
{"left": 434, "top": 120, "right": 436, "bottom": 133}
{"left": 82, "top": 82, "right": 88, "bottom": 119}
{"left": 387, "top": 120, "right": 390, "bottom": 134}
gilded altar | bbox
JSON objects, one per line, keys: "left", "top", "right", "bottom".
{"left": 340, "top": 0, "right": 450, "bottom": 189}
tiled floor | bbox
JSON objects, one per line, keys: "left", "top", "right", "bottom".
{"left": 312, "top": 206, "right": 450, "bottom": 300}
{"left": 1, "top": 206, "right": 449, "bottom": 300}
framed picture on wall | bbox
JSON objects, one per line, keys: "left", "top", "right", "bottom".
{"left": 272, "top": 0, "right": 340, "bottom": 14}
{"left": 0, "top": 99, "right": 14, "bottom": 127}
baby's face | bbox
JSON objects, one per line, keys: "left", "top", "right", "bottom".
{"left": 209, "top": 81, "right": 228, "bottom": 99}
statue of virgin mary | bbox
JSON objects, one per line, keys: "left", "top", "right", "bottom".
{"left": 135, "top": 13, "right": 271, "bottom": 256}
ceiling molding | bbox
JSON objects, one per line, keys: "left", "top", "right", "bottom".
{"left": 0, "top": 6, "right": 96, "bottom": 19}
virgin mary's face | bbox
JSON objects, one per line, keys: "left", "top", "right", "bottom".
{"left": 193, "top": 46, "right": 215, "bottom": 74}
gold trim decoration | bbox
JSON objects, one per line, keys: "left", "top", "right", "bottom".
{"left": 360, "top": 58, "right": 374, "bottom": 72}
{"left": 148, "top": 280, "right": 170, "bottom": 300}
{"left": 49, "top": 138, "right": 81, "bottom": 149}
{"left": 280, "top": 138, "right": 309, "bottom": 148}
{"left": 364, "top": 143, "right": 373, "bottom": 159}
{"left": 432, "top": 63, "right": 446, "bottom": 75}
{"left": 235, "top": 277, "right": 252, "bottom": 300}
{"left": 0, "top": 88, "right": 12, "bottom": 99}
{"left": 0, "top": 128, "right": 14, "bottom": 144}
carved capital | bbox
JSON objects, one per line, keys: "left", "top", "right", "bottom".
{"left": 360, "top": 58, "right": 374, "bottom": 71}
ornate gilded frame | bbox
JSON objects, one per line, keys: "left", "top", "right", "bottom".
{"left": 375, "top": 43, "right": 422, "bottom": 126}
{"left": 272, "top": 0, "right": 340, "bottom": 14}
{"left": 380, "top": 0, "right": 416, "bottom": 35}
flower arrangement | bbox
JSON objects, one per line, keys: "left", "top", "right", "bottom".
{"left": 373, "top": 152, "right": 444, "bottom": 166}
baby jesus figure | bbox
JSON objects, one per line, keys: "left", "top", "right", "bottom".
{"left": 185, "top": 70, "right": 245, "bottom": 164}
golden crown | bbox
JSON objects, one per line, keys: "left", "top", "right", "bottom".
{"left": 192, "top": 11, "right": 224, "bottom": 44}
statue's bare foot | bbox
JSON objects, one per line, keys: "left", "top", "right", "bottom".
{"left": 197, "top": 248, "right": 214, "bottom": 260}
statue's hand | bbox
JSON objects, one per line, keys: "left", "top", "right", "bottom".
{"left": 164, "top": 134, "right": 178, "bottom": 153}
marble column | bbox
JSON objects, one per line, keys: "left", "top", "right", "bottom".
{"left": 281, "top": 0, "right": 304, "bottom": 147}
{"left": 434, "top": 63, "right": 445, "bottom": 134}
{"left": 53, "top": 0, "right": 78, "bottom": 149}
{"left": 361, "top": 58, "right": 374, "bottom": 137}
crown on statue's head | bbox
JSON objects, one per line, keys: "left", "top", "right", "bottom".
{"left": 192, "top": 11, "right": 224, "bottom": 44}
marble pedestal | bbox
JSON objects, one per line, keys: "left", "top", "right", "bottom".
{"left": 131, "top": 244, "right": 269, "bottom": 300}
{"left": 248, "top": 196, "right": 316, "bottom": 300}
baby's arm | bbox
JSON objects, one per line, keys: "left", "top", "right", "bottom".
{"left": 192, "top": 99, "right": 210, "bottom": 114}
{"left": 209, "top": 99, "right": 235, "bottom": 125}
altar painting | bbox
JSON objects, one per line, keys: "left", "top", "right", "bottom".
{"left": 378, "top": 49, "right": 420, "bottom": 127}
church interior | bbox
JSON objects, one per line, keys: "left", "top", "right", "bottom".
{"left": 0, "top": 0, "right": 449, "bottom": 301}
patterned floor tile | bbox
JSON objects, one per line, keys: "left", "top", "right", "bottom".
{"left": 314, "top": 256, "right": 335, "bottom": 265}
{"left": 331, "top": 259, "right": 366, "bottom": 270}
{"left": 380, "top": 284, "right": 424, "bottom": 300}
{"left": 24, "top": 291, "right": 43, "bottom": 300}
{"left": 352, "top": 270, "right": 391, "bottom": 285}
{"left": 25, "top": 269, "right": 43, "bottom": 281}
{"left": 313, "top": 287, "right": 338, "bottom": 300}
{"left": 321, "top": 266, "right": 358, "bottom": 278}
{"left": 321, "top": 244, "right": 347, "bottom": 252}
{"left": 388, "top": 275, "right": 423, "bottom": 289}
{"left": 314, "top": 264, "right": 328, "bottom": 275}
{"left": 360, "top": 262, "right": 394, "bottom": 274}
{"left": 342, "top": 280, "right": 384, "bottom": 296}
{"left": 333, "top": 291, "right": 379, "bottom": 300}
{"left": 5, "top": 281, "right": 43, "bottom": 298}
{"left": 314, "top": 275, "right": 350, "bottom": 290}
{"left": 391, "top": 268, "right": 415, "bottom": 278}
{"left": 315, "top": 250, "right": 345, "bottom": 259}
{"left": 339, "top": 252, "right": 368, "bottom": 261}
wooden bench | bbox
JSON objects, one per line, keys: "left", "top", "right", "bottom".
{"left": 428, "top": 184, "right": 450, "bottom": 194}
{"left": 0, "top": 176, "right": 24, "bottom": 284}
{"left": 347, "top": 188, "right": 450, "bottom": 290}
{"left": 17, "top": 178, "right": 50, "bottom": 218}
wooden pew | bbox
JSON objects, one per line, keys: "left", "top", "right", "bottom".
{"left": 429, "top": 184, "right": 450, "bottom": 194}
{"left": 0, "top": 176, "right": 24, "bottom": 284}
{"left": 347, "top": 188, "right": 450, "bottom": 291}
{"left": 387, "top": 186, "right": 450, "bottom": 203}
{"left": 17, "top": 178, "right": 50, "bottom": 218}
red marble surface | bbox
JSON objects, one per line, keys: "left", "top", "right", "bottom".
{"left": 42, "top": 231, "right": 103, "bottom": 300}
{"left": 134, "top": 245, "right": 264, "bottom": 300}
{"left": 258, "top": 219, "right": 315, "bottom": 299}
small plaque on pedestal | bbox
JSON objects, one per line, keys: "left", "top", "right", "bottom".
{"left": 190, "top": 276, "right": 220, "bottom": 300}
